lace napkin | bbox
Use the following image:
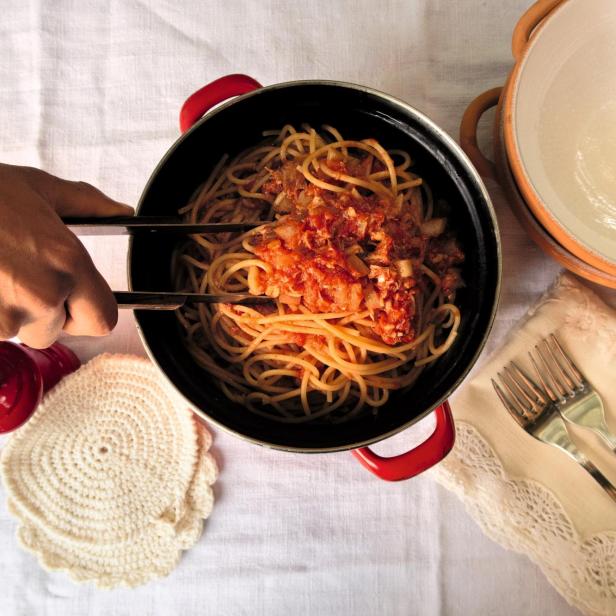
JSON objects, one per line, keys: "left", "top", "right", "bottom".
{"left": 430, "top": 273, "right": 616, "bottom": 616}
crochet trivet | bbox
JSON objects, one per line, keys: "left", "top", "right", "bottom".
{"left": 1, "top": 354, "right": 218, "bottom": 588}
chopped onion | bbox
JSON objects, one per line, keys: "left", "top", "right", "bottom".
{"left": 345, "top": 244, "right": 363, "bottom": 255}
{"left": 297, "top": 190, "right": 311, "bottom": 207}
{"left": 396, "top": 259, "right": 413, "bottom": 278}
{"left": 273, "top": 195, "right": 293, "bottom": 213}
{"left": 347, "top": 254, "right": 370, "bottom": 276}
{"left": 279, "top": 293, "right": 301, "bottom": 306}
{"left": 265, "top": 285, "right": 281, "bottom": 298}
{"left": 365, "top": 284, "right": 383, "bottom": 310}
{"left": 420, "top": 217, "right": 446, "bottom": 237}
{"left": 274, "top": 221, "right": 299, "bottom": 243}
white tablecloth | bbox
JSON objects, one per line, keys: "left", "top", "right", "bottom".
{"left": 1, "top": 1, "right": 609, "bottom": 614}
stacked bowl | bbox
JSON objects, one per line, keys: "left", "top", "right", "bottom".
{"left": 460, "top": 0, "right": 616, "bottom": 288}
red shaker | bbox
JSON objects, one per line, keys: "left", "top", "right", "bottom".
{"left": 0, "top": 341, "right": 80, "bottom": 433}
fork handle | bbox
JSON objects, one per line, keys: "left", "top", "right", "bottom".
{"left": 577, "top": 455, "right": 616, "bottom": 503}
{"left": 559, "top": 393, "right": 616, "bottom": 452}
{"left": 588, "top": 425, "right": 616, "bottom": 453}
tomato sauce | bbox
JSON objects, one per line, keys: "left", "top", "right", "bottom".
{"left": 251, "top": 161, "right": 463, "bottom": 345}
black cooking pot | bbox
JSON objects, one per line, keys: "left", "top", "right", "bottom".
{"left": 128, "top": 75, "right": 501, "bottom": 480}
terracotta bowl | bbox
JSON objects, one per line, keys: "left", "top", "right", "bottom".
{"left": 460, "top": 86, "right": 616, "bottom": 289}
{"left": 503, "top": 0, "right": 616, "bottom": 275}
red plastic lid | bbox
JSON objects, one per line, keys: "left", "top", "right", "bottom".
{"left": 0, "top": 342, "right": 44, "bottom": 433}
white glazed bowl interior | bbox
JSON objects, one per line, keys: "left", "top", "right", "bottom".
{"left": 512, "top": 0, "right": 616, "bottom": 266}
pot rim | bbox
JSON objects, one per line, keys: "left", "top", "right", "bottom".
{"left": 128, "top": 78, "right": 502, "bottom": 453}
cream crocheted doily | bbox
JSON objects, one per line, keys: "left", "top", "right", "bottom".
{"left": 1, "top": 354, "right": 218, "bottom": 588}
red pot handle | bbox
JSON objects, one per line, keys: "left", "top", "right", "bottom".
{"left": 352, "top": 401, "right": 455, "bottom": 481}
{"left": 179, "top": 74, "right": 262, "bottom": 133}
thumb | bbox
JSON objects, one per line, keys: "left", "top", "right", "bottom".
{"left": 47, "top": 175, "right": 134, "bottom": 218}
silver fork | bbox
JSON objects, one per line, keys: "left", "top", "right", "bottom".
{"left": 531, "top": 334, "right": 616, "bottom": 451}
{"left": 492, "top": 362, "right": 616, "bottom": 503}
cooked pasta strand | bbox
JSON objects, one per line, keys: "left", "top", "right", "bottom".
{"left": 174, "top": 125, "right": 464, "bottom": 423}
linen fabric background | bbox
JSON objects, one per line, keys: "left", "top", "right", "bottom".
{"left": 1, "top": 1, "right": 612, "bottom": 614}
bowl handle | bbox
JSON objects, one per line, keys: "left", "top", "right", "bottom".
{"left": 511, "top": 0, "right": 563, "bottom": 60}
{"left": 179, "top": 74, "right": 262, "bottom": 133}
{"left": 351, "top": 401, "right": 455, "bottom": 481}
{"left": 459, "top": 87, "right": 502, "bottom": 180}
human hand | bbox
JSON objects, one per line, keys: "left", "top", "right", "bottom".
{"left": 0, "top": 163, "right": 133, "bottom": 348}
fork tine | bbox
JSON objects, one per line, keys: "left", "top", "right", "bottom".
{"left": 509, "top": 361, "right": 547, "bottom": 404}
{"left": 544, "top": 337, "right": 576, "bottom": 396}
{"left": 550, "top": 334, "right": 584, "bottom": 389}
{"left": 529, "top": 352, "right": 558, "bottom": 402}
{"left": 503, "top": 366, "right": 534, "bottom": 407}
{"left": 503, "top": 365, "right": 538, "bottom": 410}
{"left": 491, "top": 378, "right": 526, "bottom": 426}
{"left": 498, "top": 371, "right": 534, "bottom": 419}
{"left": 535, "top": 341, "right": 567, "bottom": 402}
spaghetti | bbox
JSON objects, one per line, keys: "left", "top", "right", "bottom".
{"left": 173, "top": 125, "right": 464, "bottom": 423}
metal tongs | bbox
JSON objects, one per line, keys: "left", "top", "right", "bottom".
{"left": 64, "top": 216, "right": 270, "bottom": 310}
{"left": 63, "top": 215, "right": 260, "bottom": 236}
